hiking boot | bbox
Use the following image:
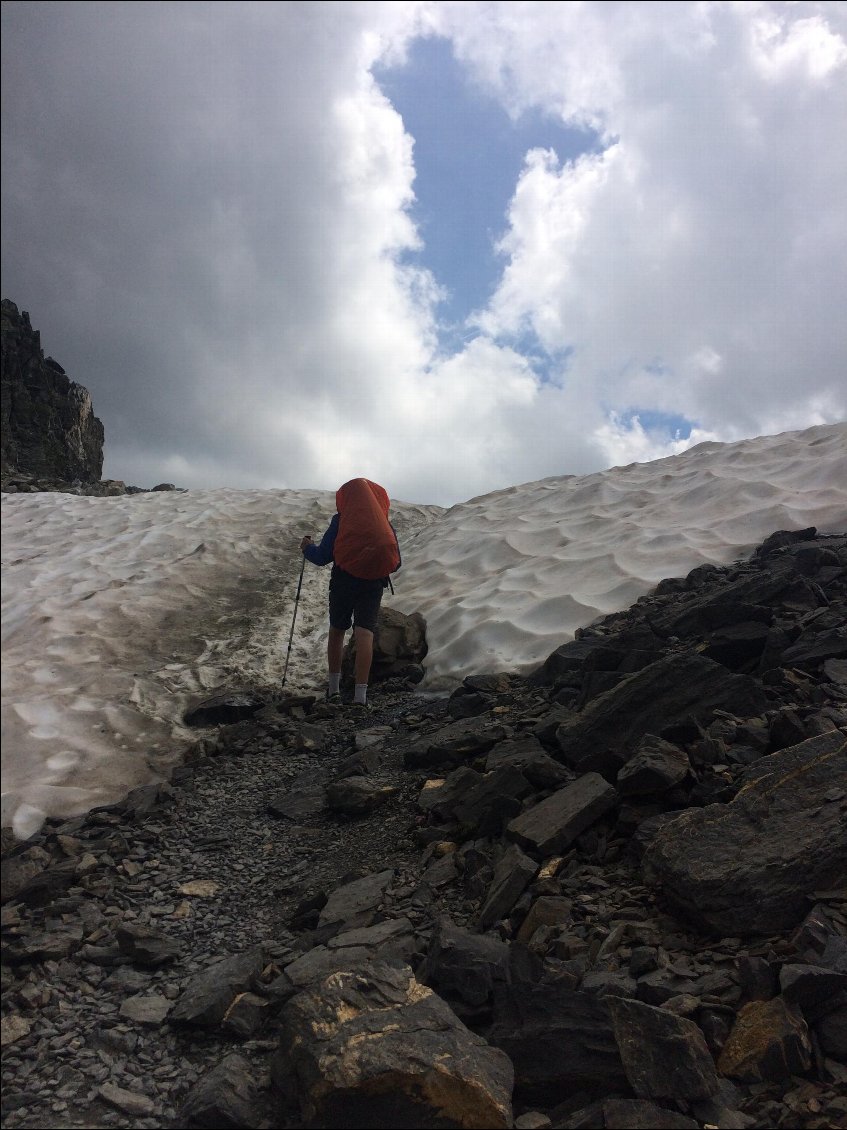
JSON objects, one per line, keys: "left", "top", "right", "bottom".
{"left": 325, "top": 692, "right": 342, "bottom": 705}
{"left": 346, "top": 700, "right": 372, "bottom": 713}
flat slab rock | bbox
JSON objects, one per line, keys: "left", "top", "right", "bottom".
{"left": 506, "top": 773, "right": 618, "bottom": 857}
{"left": 642, "top": 730, "right": 847, "bottom": 935}
{"left": 475, "top": 844, "right": 538, "bottom": 932}
{"left": 485, "top": 737, "right": 572, "bottom": 789}
{"left": 286, "top": 919, "right": 417, "bottom": 988}
{"left": 404, "top": 719, "right": 510, "bottom": 769}
{"left": 266, "top": 769, "right": 329, "bottom": 822}
{"left": 318, "top": 868, "right": 394, "bottom": 930}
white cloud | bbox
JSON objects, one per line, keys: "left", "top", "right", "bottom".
{"left": 593, "top": 413, "right": 722, "bottom": 468}
{"left": 439, "top": 0, "right": 847, "bottom": 444}
{"left": 748, "top": 7, "right": 847, "bottom": 81}
{"left": 2, "top": 2, "right": 845, "bottom": 506}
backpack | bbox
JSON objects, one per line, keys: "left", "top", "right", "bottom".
{"left": 333, "top": 478, "right": 401, "bottom": 581}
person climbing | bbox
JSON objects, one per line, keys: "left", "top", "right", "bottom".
{"left": 300, "top": 478, "right": 400, "bottom": 707}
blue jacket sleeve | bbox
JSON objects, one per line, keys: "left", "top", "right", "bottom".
{"left": 303, "top": 513, "right": 338, "bottom": 566}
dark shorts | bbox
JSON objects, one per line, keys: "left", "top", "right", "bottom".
{"left": 328, "top": 566, "right": 384, "bottom": 633}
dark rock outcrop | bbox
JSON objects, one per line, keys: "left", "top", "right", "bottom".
{"left": 553, "top": 652, "right": 770, "bottom": 778}
{"left": 1, "top": 299, "right": 104, "bottom": 483}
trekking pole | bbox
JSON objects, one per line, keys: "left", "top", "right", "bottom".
{"left": 281, "top": 554, "right": 306, "bottom": 688}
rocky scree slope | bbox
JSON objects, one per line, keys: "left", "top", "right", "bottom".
{"left": 1, "top": 527, "right": 845, "bottom": 1130}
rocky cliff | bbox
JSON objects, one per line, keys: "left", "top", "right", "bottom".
{"left": 1, "top": 299, "right": 104, "bottom": 483}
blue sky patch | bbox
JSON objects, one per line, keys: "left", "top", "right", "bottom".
{"left": 374, "top": 36, "right": 598, "bottom": 337}
{"left": 623, "top": 410, "right": 696, "bottom": 440}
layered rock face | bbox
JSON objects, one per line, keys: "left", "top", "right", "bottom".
{"left": 1, "top": 299, "right": 104, "bottom": 483}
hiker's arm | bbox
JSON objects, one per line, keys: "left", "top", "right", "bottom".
{"left": 302, "top": 514, "right": 338, "bottom": 566}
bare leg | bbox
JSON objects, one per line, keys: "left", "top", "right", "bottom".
{"left": 327, "top": 626, "right": 345, "bottom": 677}
{"left": 353, "top": 626, "right": 374, "bottom": 687}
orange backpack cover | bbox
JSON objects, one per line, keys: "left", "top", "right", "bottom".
{"left": 333, "top": 478, "right": 401, "bottom": 580}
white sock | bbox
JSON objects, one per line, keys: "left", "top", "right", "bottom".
{"left": 354, "top": 683, "right": 367, "bottom": 705}
{"left": 328, "top": 672, "right": 341, "bottom": 696}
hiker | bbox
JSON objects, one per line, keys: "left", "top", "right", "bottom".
{"left": 300, "top": 478, "right": 400, "bottom": 707}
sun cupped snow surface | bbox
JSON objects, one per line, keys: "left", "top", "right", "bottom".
{"left": 2, "top": 423, "right": 846, "bottom": 837}
{"left": 392, "top": 423, "right": 847, "bottom": 689}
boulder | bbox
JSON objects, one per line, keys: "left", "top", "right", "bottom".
{"left": 119, "top": 994, "right": 172, "bottom": 1026}
{"left": 99, "top": 1084, "right": 157, "bottom": 1119}
{"left": 488, "top": 984, "right": 627, "bottom": 1100}
{"left": 779, "top": 963, "right": 847, "bottom": 1022}
{"left": 285, "top": 920, "right": 418, "bottom": 989}
{"left": 561, "top": 1098, "right": 699, "bottom": 1129}
{"left": 267, "top": 768, "right": 329, "bottom": 823}
{"left": 446, "top": 765, "right": 533, "bottom": 838}
{"left": 169, "top": 949, "right": 265, "bottom": 1030}
{"left": 815, "top": 1004, "right": 847, "bottom": 1060}
{"left": 703, "top": 621, "right": 772, "bottom": 670}
{"left": 641, "top": 731, "right": 847, "bottom": 935}
{"left": 183, "top": 693, "right": 267, "bottom": 727}
{"left": 418, "top": 918, "right": 510, "bottom": 1018}
{"left": 716, "top": 997, "right": 812, "bottom": 1082}
{"left": 652, "top": 562, "right": 823, "bottom": 640}
{"left": 754, "top": 528, "right": 819, "bottom": 558}
{"left": 325, "top": 776, "right": 397, "bottom": 816}
{"left": 531, "top": 628, "right": 664, "bottom": 687}
{"left": 179, "top": 1053, "right": 265, "bottom": 1129}
{"left": 115, "top": 923, "right": 181, "bottom": 966}
{"left": 780, "top": 627, "right": 847, "bottom": 671}
{"left": 1, "top": 845, "right": 52, "bottom": 904}
{"left": 343, "top": 606, "right": 428, "bottom": 684}
{"left": 516, "top": 895, "right": 573, "bottom": 945}
{"left": 607, "top": 995, "right": 721, "bottom": 1102}
{"left": 417, "top": 768, "right": 483, "bottom": 819}
{"left": 278, "top": 961, "right": 514, "bottom": 1128}
{"left": 221, "top": 992, "right": 270, "bottom": 1039}
{"left": 616, "top": 736, "right": 690, "bottom": 796}
{"left": 284, "top": 946, "right": 376, "bottom": 988}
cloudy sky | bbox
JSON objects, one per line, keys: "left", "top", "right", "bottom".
{"left": 2, "top": 1, "right": 845, "bottom": 506}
